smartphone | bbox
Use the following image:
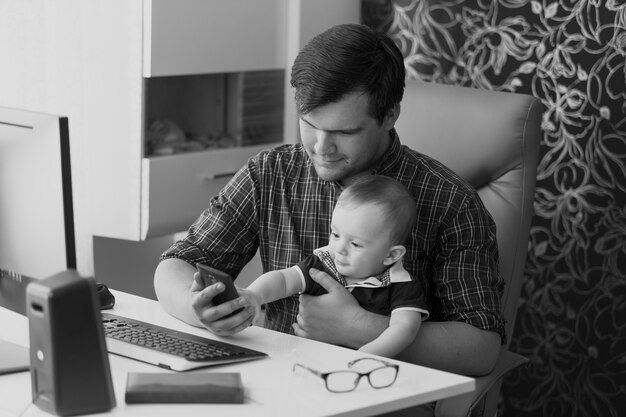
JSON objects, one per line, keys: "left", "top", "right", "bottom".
{"left": 195, "top": 263, "right": 243, "bottom": 314}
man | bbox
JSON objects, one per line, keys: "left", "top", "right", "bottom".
{"left": 154, "top": 24, "right": 504, "bottom": 381}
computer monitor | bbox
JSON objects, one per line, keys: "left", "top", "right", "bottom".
{"left": 0, "top": 106, "right": 76, "bottom": 315}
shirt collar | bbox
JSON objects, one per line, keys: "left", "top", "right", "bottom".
{"left": 372, "top": 129, "right": 403, "bottom": 176}
{"left": 312, "top": 246, "right": 412, "bottom": 288}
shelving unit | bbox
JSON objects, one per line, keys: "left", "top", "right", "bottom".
{"left": 0, "top": 0, "right": 360, "bottom": 283}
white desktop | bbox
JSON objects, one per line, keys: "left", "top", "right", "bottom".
{"left": 0, "top": 289, "right": 475, "bottom": 417}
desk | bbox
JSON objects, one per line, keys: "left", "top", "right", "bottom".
{"left": 0, "top": 290, "right": 474, "bottom": 417}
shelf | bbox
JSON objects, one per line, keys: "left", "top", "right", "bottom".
{"left": 144, "top": 70, "right": 284, "bottom": 158}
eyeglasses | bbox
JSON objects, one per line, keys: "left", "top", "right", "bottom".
{"left": 292, "top": 357, "right": 399, "bottom": 393}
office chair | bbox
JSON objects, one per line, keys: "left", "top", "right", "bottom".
{"left": 394, "top": 81, "right": 543, "bottom": 417}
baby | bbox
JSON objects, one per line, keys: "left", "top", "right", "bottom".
{"left": 240, "top": 175, "right": 428, "bottom": 358}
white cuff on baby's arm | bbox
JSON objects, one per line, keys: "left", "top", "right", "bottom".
{"left": 291, "top": 265, "right": 307, "bottom": 294}
{"left": 391, "top": 307, "right": 429, "bottom": 321}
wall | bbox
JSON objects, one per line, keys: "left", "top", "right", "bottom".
{"left": 363, "top": 1, "right": 625, "bottom": 416}
{"left": 0, "top": 1, "right": 145, "bottom": 279}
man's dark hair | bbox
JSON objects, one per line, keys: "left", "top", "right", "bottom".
{"left": 290, "top": 23, "right": 405, "bottom": 125}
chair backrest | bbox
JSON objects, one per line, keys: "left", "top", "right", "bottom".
{"left": 394, "top": 81, "right": 543, "bottom": 348}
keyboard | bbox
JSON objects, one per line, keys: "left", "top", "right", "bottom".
{"left": 101, "top": 313, "right": 267, "bottom": 371}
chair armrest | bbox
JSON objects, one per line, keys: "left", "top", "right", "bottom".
{"left": 434, "top": 350, "right": 529, "bottom": 417}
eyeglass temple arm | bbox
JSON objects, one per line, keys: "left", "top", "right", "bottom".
{"left": 293, "top": 363, "right": 324, "bottom": 378}
{"left": 347, "top": 357, "right": 393, "bottom": 368}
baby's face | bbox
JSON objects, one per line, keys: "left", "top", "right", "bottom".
{"left": 328, "top": 203, "right": 393, "bottom": 279}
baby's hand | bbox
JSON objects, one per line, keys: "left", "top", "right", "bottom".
{"left": 236, "top": 287, "right": 263, "bottom": 309}
{"left": 235, "top": 287, "right": 266, "bottom": 327}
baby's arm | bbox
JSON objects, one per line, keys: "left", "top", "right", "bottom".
{"left": 358, "top": 310, "right": 421, "bottom": 358}
{"left": 239, "top": 267, "right": 305, "bottom": 307}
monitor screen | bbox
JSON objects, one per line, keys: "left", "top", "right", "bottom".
{"left": 0, "top": 106, "right": 75, "bottom": 290}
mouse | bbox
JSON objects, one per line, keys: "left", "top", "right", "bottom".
{"left": 96, "top": 283, "right": 115, "bottom": 309}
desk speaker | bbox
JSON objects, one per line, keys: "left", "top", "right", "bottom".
{"left": 26, "top": 270, "right": 116, "bottom": 416}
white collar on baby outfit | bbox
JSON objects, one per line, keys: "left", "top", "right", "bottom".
{"left": 312, "top": 246, "right": 413, "bottom": 289}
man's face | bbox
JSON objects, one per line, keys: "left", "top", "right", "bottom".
{"left": 299, "top": 92, "right": 396, "bottom": 184}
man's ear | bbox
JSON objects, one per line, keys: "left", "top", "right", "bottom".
{"left": 383, "top": 244, "right": 406, "bottom": 266}
{"left": 382, "top": 103, "right": 401, "bottom": 131}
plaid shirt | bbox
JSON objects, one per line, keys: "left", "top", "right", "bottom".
{"left": 161, "top": 133, "right": 506, "bottom": 342}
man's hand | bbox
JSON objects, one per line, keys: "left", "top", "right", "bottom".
{"left": 292, "top": 268, "right": 388, "bottom": 348}
{"left": 191, "top": 272, "right": 256, "bottom": 337}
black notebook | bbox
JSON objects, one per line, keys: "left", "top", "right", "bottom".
{"left": 125, "top": 372, "right": 245, "bottom": 404}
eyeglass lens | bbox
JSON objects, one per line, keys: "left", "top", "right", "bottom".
{"left": 368, "top": 366, "right": 397, "bottom": 388}
{"left": 325, "top": 366, "right": 397, "bottom": 392}
{"left": 326, "top": 371, "right": 360, "bottom": 392}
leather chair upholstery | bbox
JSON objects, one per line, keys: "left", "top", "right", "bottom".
{"left": 394, "top": 81, "right": 544, "bottom": 417}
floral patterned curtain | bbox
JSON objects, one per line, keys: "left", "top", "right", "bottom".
{"left": 363, "top": 1, "right": 626, "bottom": 416}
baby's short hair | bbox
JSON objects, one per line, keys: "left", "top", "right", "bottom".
{"left": 337, "top": 175, "right": 417, "bottom": 245}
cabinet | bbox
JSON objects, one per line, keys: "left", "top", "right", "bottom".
{"left": 0, "top": 0, "right": 360, "bottom": 278}
{"left": 98, "top": 0, "right": 291, "bottom": 242}
{"left": 144, "top": 0, "right": 286, "bottom": 76}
